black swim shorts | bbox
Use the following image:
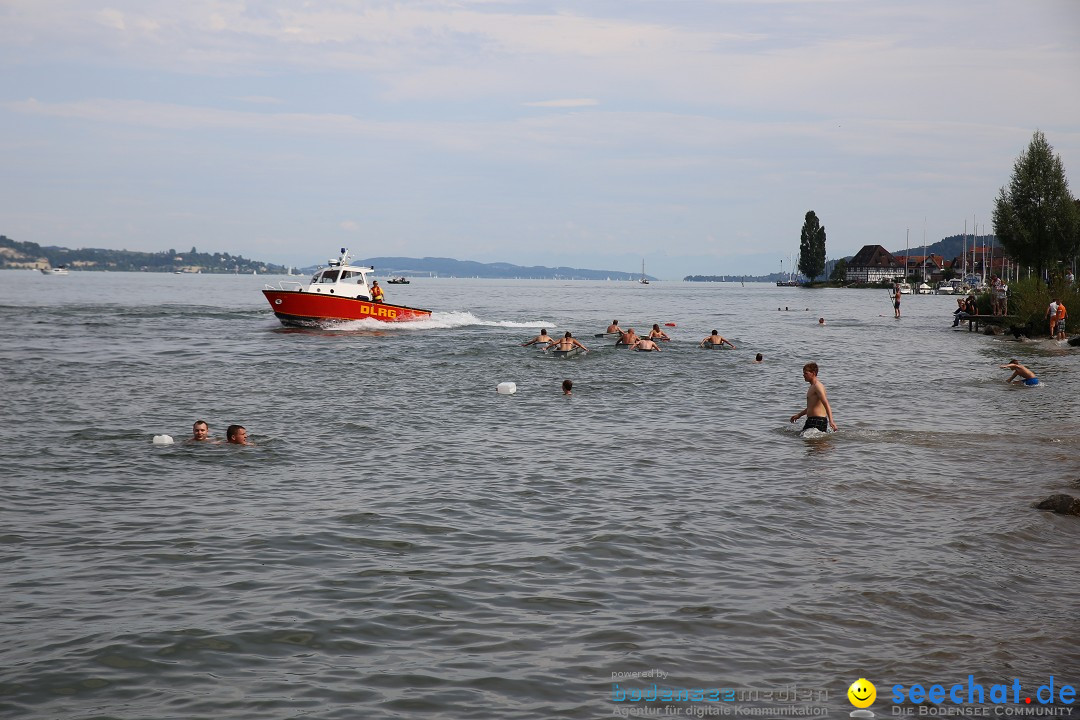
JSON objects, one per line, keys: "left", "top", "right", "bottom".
{"left": 802, "top": 416, "right": 828, "bottom": 433}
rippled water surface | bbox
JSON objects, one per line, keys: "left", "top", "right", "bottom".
{"left": 2, "top": 271, "right": 1078, "bottom": 719}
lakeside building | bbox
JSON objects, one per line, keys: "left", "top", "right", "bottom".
{"left": 846, "top": 245, "right": 905, "bottom": 283}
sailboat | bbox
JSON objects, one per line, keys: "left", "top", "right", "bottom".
{"left": 640, "top": 259, "right": 649, "bottom": 285}
{"left": 776, "top": 255, "right": 799, "bottom": 286}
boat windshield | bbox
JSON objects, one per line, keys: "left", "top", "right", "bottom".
{"left": 319, "top": 270, "right": 341, "bottom": 283}
{"left": 338, "top": 270, "right": 365, "bottom": 285}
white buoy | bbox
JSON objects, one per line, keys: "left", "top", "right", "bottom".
{"left": 152, "top": 434, "right": 175, "bottom": 445}
{"left": 496, "top": 382, "right": 517, "bottom": 395}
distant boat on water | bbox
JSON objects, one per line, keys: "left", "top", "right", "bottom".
{"left": 40, "top": 265, "right": 69, "bottom": 275}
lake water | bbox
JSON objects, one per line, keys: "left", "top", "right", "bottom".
{"left": 2, "top": 270, "right": 1078, "bottom": 720}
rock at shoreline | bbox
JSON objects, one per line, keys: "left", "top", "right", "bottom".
{"left": 984, "top": 325, "right": 1004, "bottom": 335}
{"left": 1032, "top": 494, "right": 1080, "bottom": 516}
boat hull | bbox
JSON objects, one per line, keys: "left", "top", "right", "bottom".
{"left": 262, "top": 290, "right": 431, "bottom": 327}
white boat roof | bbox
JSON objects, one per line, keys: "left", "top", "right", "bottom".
{"left": 323, "top": 248, "right": 373, "bottom": 273}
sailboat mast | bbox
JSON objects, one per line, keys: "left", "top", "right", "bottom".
{"left": 963, "top": 219, "right": 968, "bottom": 277}
{"left": 922, "top": 219, "right": 927, "bottom": 283}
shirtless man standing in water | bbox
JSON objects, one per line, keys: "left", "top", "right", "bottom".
{"left": 789, "top": 362, "right": 838, "bottom": 433}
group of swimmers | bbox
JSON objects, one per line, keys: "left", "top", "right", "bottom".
{"left": 186, "top": 419, "right": 254, "bottom": 445}
{"left": 521, "top": 320, "right": 741, "bottom": 353}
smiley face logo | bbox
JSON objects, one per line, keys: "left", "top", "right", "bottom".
{"left": 848, "top": 678, "right": 876, "bottom": 708}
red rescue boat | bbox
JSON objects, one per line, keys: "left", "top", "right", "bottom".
{"left": 262, "top": 248, "right": 431, "bottom": 327}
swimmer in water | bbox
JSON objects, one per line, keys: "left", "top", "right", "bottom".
{"left": 648, "top": 324, "right": 670, "bottom": 341}
{"left": 629, "top": 337, "right": 661, "bottom": 352}
{"left": 1000, "top": 359, "right": 1039, "bottom": 386}
{"left": 522, "top": 329, "right": 554, "bottom": 346}
{"left": 226, "top": 424, "right": 255, "bottom": 446}
{"left": 545, "top": 332, "right": 588, "bottom": 353}
{"left": 187, "top": 419, "right": 212, "bottom": 444}
{"left": 699, "top": 330, "right": 736, "bottom": 349}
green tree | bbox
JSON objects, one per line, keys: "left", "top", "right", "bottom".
{"left": 829, "top": 258, "right": 846, "bottom": 283}
{"left": 798, "top": 211, "right": 826, "bottom": 281}
{"left": 992, "top": 130, "right": 1080, "bottom": 278}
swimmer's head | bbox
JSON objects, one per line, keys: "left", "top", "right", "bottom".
{"left": 565, "top": 331, "right": 572, "bottom": 338}
{"left": 192, "top": 420, "right": 209, "bottom": 440}
{"left": 818, "top": 317, "right": 825, "bottom": 324}
{"left": 755, "top": 353, "right": 763, "bottom": 362}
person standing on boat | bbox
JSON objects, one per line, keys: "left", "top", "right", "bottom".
{"left": 699, "top": 330, "right": 736, "bottom": 349}
{"left": 370, "top": 280, "right": 385, "bottom": 303}
{"left": 544, "top": 332, "right": 588, "bottom": 353}
{"left": 648, "top": 324, "right": 670, "bottom": 341}
{"left": 790, "top": 362, "right": 838, "bottom": 433}
{"left": 522, "top": 329, "right": 554, "bottom": 346}
{"left": 893, "top": 284, "right": 901, "bottom": 318}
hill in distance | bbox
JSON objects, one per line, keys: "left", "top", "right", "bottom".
{"left": 0, "top": 235, "right": 651, "bottom": 280}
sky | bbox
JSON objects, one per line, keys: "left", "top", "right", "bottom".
{"left": 2, "top": 1, "right": 1079, "bottom": 279}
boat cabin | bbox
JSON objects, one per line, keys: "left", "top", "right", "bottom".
{"left": 302, "top": 250, "right": 375, "bottom": 300}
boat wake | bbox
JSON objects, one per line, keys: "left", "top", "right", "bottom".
{"left": 333, "top": 311, "right": 552, "bottom": 332}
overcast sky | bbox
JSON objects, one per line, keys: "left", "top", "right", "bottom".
{"left": 2, "top": 1, "right": 1078, "bottom": 278}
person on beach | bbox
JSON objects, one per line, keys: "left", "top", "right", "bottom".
{"left": 562, "top": 379, "right": 573, "bottom": 396}
{"left": 1000, "top": 360, "right": 1039, "bottom": 386}
{"left": 952, "top": 297, "right": 968, "bottom": 326}
{"left": 1046, "top": 299, "right": 1058, "bottom": 337}
{"left": 226, "top": 425, "right": 254, "bottom": 445}
{"left": 187, "top": 420, "right": 213, "bottom": 444}
{"left": 991, "top": 276, "right": 1006, "bottom": 315}
{"left": 699, "top": 330, "right": 736, "bottom": 349}
{"left": 545, "top": 332, "right": 588, "bottom": 353}
{"left": 790, "top": 362, "right": 838, "bottom": 433}
{"left": 521, "top": 329, "right": 554, "bottom": 346}
{"left": 648, "top": 324, "right": 670, "bottom": 341}
{"left": 1055, "top": 300, "right": 1067, "bottom": 340}
{"left": 629, "top": 337, "right": 661, "bottom": 352}
{"left": 606, "top": 320, "right": 620, "bottom": 334}
{"left": 893, "top": 284, "right": 902, "bottom": 318}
